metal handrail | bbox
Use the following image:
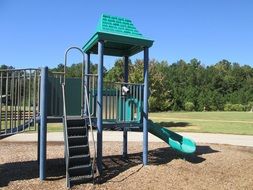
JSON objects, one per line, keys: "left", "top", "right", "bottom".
{"left": 114, "top": 81, "right": 144, "bottom": 86}
{"left": 64, "top": 47, "right": 85, "bottom": 116}
{"left": 62, "top": 83, "right": 70, "bottom": 186}
{"left": 84, "top": 84, "right": 99, "bottom": 178}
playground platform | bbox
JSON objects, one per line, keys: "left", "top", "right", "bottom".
{"left": 1, "top": 131, "right": 253, "bottom": 147}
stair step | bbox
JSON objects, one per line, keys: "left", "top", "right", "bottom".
{"left": 69, "top": 164, "right": 92, "bottom": 177}
{"left": 68, "top": 135, "right": 88, "bottom": 146}
{"left": 67, "top": 119, "right": 86, "bottom": 127}
{"left": 69, "top": 144, "right": 89, "bottom": 156}
{"left": 69, "top": 154, "right": 91, "bottom": 168}
{"left": 69, "top": 175, "right": 93, "bottom": 186}
{"left": 67, "top": 126, "right": 87, "bottom": 136}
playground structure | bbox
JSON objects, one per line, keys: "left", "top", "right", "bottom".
{"left": 0, "top": 14, "right": 196, "bottom": 188}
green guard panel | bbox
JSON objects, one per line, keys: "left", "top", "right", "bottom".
{"left": 47, "top": 77, "right": 82, "bottom": 116}
{"left": 65, "top": 78, "right": 82, "bottom": 116}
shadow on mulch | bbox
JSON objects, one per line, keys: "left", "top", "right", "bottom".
{"left": 0, "top": 145, "right": 219, "bottom": 187}
{"left": 97, "top": 145, "right": 219, "bottom": 184}
{"left": 0, "top": 158, "right": 65, "bottom": 187}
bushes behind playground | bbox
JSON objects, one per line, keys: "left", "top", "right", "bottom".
{"left": 224, "top": 103, "right": 253, "bottom": 112}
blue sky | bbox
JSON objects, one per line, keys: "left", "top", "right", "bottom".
{"left": 1, "top": 0, "right": 253, "bottom": 69}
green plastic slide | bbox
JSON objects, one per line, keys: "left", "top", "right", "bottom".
{"left": 148, "top": 120, "right": 196, "bottom": 154}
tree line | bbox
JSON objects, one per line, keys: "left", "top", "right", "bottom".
{"left": 2, "top": 58, "right": 253, "bottom": 112}
{"left": 51, "top": 58, "right": 253, "bottom": 112}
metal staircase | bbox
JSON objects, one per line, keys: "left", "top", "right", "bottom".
{"left": 64, "top": 117, "right": 92, "bottom": 187}
{"left": 62, "top": 47, "right": 97, "bottom": 188}
{"left": 62, "top": 83, "right": 95, "bottom": 188}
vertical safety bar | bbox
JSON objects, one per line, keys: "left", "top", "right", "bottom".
{"left": 10, "top": 72, "right": 14, "bottom": 132}
{"left": 22, "top": 71, "right": 26, "bottom": 131}
{"left": 5, "top": 72, "right": 9, "bottom": 133}
{"left": 123, "top": 56, "right": 129, "bottom": 158}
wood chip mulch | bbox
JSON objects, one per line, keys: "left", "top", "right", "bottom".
{"left": 0, "top": 141, "right": 253, "bottom": 190}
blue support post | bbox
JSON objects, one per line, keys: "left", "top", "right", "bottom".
{"left": 143, "top": 47, "right": 149, "bottom": 165}
{"left": 39, "top": 67, "right": 48, "bottom": 180}
{"left": 84, "top": 53, "right": 90, "bottom": 115}
{"left": 123, "top": 56, "right": 129, "bottom": 158}
{"left": 97, "top": 41, "right": 104, "bottom": 173}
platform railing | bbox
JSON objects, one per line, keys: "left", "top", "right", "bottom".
{"left": 0, "top": 69, "right": 40, "bottom": 136}
{"left": 84, "top": 74, "right": 143, "bottom": 123}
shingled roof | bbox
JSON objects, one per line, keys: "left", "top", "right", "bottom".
{"left": 82, "top": 14, "right": 153, "bottom": 57}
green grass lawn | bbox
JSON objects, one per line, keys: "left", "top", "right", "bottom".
{"left": 19, "top": 111, "right": 253, "bottom": 135}
{"left": 150, "top": 112, "right": 253, "bottom": 135}
{"left": 47, "top": 123, "right": 63, "bottom": 132}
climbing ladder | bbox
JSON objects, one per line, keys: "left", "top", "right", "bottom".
{"left": 63, "top": 47, "right": 96, "bottom": 188}
{"left": 64, "top": 117, "right": 92, "bottom": 186}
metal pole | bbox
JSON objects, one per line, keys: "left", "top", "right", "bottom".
{"left": 123, "top": 56, "right": 129, "bottom": 158}
{"left": 85, "top": 53, "right": 90, "bottom": 116}
{"left": 97, "top": 41, "right": 104, "bottom": 173}
{"left": 39, "top": 67, "right": 48, "bottom": 180}
{"left": 143, "top": 47, "right": 149, "bottom": 165}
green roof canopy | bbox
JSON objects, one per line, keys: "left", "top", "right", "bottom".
{"left": 82, "top": 14, "right": 154, "bottom": 57}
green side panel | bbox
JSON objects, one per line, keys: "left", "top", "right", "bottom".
{"left": 47, "top": 77, "right": 63, "bottom": 116}
{"left": 148, "top": 120, "right": 196, "bottom": 154}
{"left": 65, "top": 78, "right": 82, "bottom": 116}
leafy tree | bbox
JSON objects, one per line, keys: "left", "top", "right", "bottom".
{"left": 105, "top": 58, "right": 132, "bottom": 82}
{"left": 0, "top": 64, "right": 15, "bottom": 69}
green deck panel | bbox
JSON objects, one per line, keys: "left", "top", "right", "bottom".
{"left": 83, "top": 14, "right": 154, "bottom": 56}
